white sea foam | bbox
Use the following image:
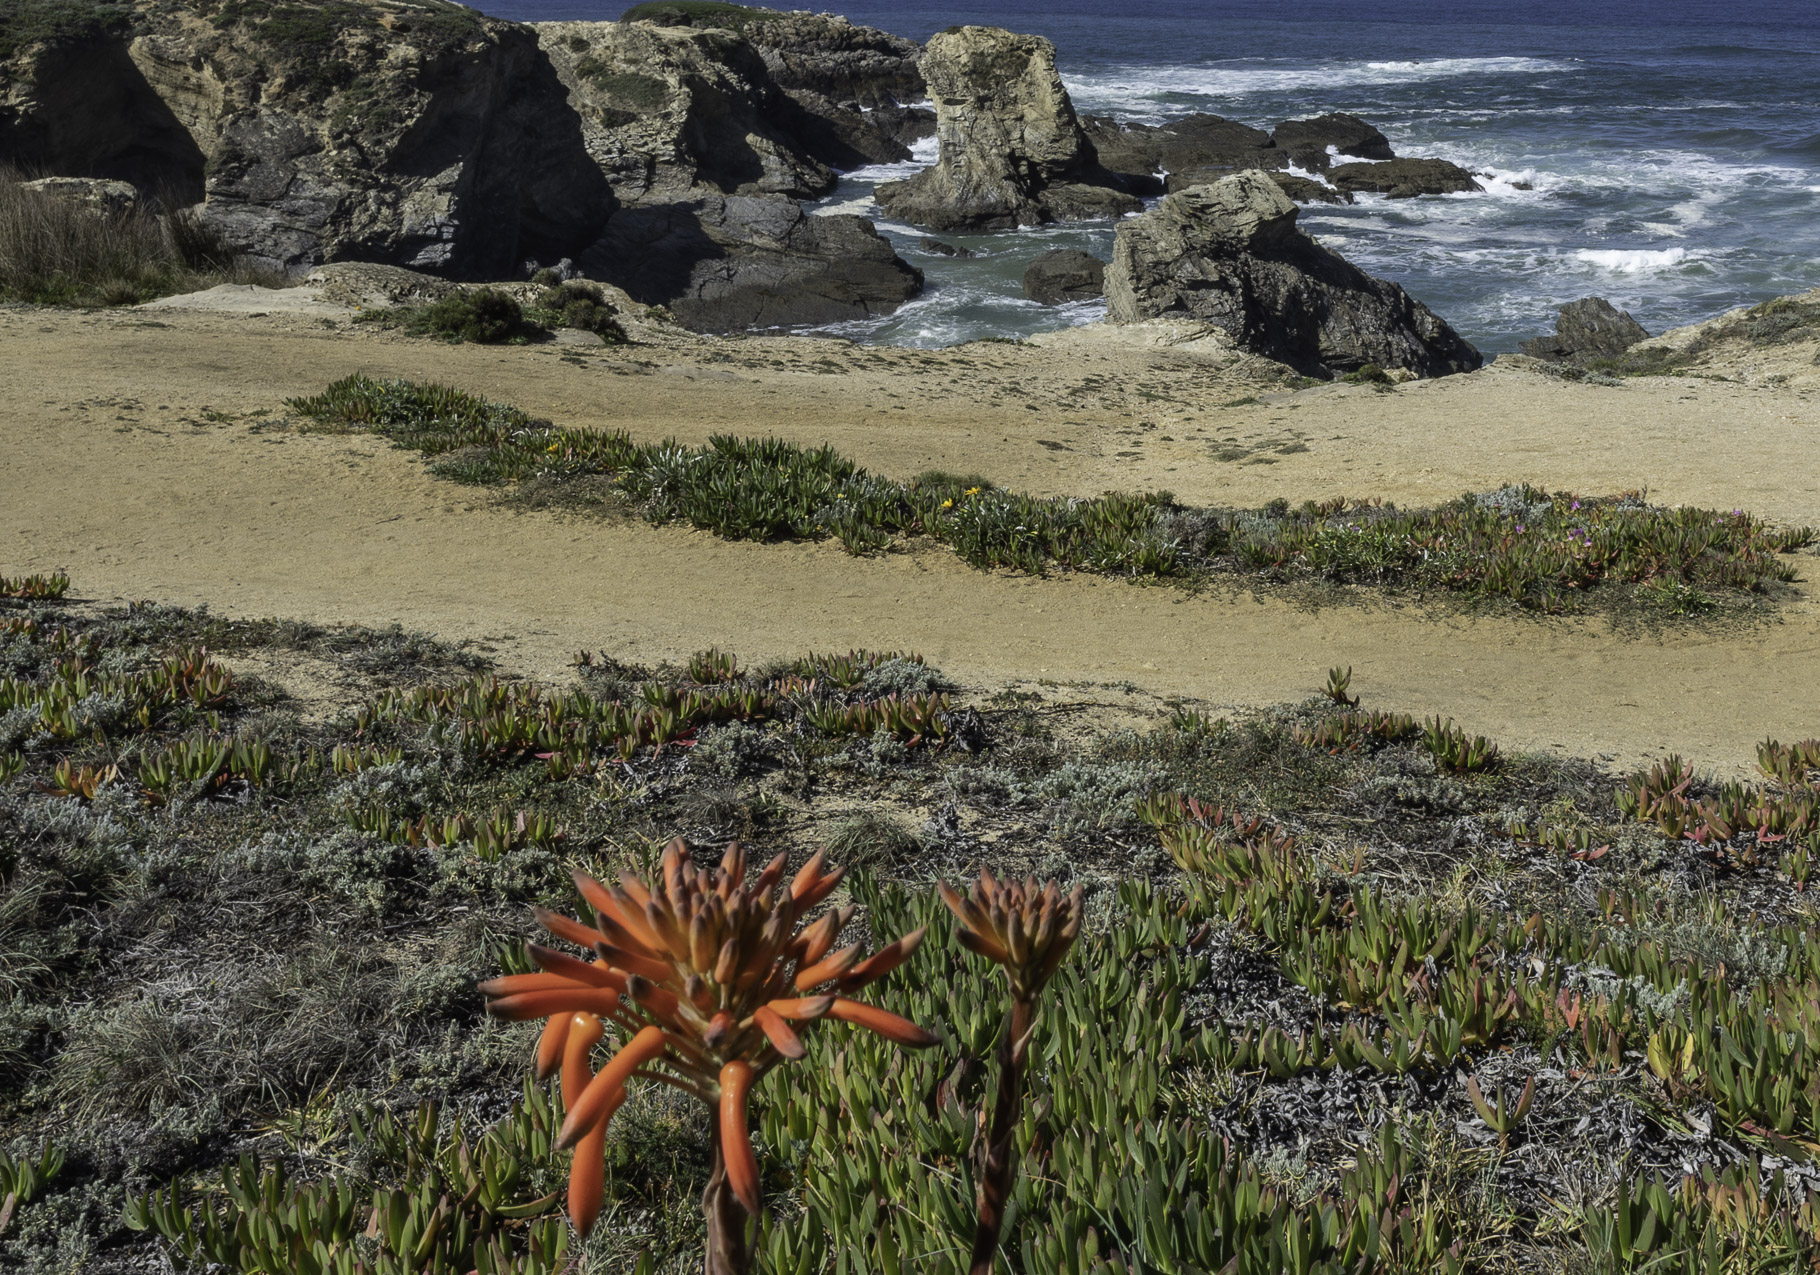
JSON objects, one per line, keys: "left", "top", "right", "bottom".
{"left": 1574, "top": 247, "right": 1693, "bottom": 273}
{"left": 1067, "top": 56, "right": 1577, "bottom": 120}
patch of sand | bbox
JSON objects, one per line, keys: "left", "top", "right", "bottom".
{"left": 3, "top": 304, "right": 1818, "bottom": 773}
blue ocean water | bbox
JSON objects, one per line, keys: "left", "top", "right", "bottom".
{"left": 483, "top": 0, "right": 1820, "bottom": 351}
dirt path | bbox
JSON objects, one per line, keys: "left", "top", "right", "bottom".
{"left": 4, "top": 305, "right": 1819, "bottom": 772}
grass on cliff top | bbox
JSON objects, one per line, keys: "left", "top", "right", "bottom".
{"left": 0, "top": 0, "right": 134, "bottom": 59}
{"left": 286, "top": 373, "right": 1816, "bottom": 620}
{"left": 618, "top": 1, "right": 772, "bottom": 29}
{"left": 0, "top": 170, "right": 286, "bottom": 306}
{"left": 4, "top": 586, "right": 1820, "bottom": 1272}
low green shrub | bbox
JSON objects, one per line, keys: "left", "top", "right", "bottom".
{"left": 524, "top": 280, "right": 625, "bottom": 342}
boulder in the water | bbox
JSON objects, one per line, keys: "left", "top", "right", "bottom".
{"left": 1022, "top": 249, "right": 1105, "bottom": 304}
{"left": 1328, "top": 158, "right": 1481, "bottom": 198}
{"left": 920, "top": 238, "right": 975, "bottom": 257}
{"left": 1103, "top": 171, "right": 1482, "bottom": 379}
{"left": 1271, "top": 112, "right": 1395, "bottom": 169}
{"left": 1518, "top": 297, "right": 1649, "bottom": 363}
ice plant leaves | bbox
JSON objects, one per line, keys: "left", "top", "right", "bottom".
{"left": 478, "top": 837, "right": 935, "bottom": 1266}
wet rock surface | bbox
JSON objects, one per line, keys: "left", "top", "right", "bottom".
{"left": 1022, "top": 249, "right": 1106, "bottom": 304}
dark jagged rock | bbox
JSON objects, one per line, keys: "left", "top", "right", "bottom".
{"left": 920, "top": 238, "right": 975, "bottom": 257}
{"left": 1082, "top": 113, "right": 1279, "bottom": 192}
{"left": 1022, "top": 249, "right": 1105, "bottom": 304}
{"left": 1518, "top": 297, "right": 1649, "bottom": 363}
{"left": 582, "top": 192, "right": 921, "bottom": 331}
{"left": 1328, "top": 158, "right": 1481, "bottom": 199}
{"left": 1166, "top": 169, "right": 1353, "bottom": 205}
{"left": 1271, "top": 112, "right": 1395, "bottom": 170}
{"left": 1104, "top": 171, "right": 1482, "bottom": 379}
{"left": 1264, "top": 172, "right": 1353, "bottom": 205}
{"left": 874, "top": 26, "right": 1142, "bottom": 231}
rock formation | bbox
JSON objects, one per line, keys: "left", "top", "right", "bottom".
{"left": 0, "top": 0, "right": 615, "bottom": 278}
{"left": 1329, "top": 158, "right": 1481, "bottom": 199}
{"left": 1022, "top": 250, "right": 1105, "bottom": 304}
{"left": 588, "top": 192, "right": 921, "bottom": 330}
{"left": 1271, "top": 112, "right": 1394, "bottom": 168}
{"left": 1104, "top": 171, "right": 1481, "bottom": 378}
{"left": 539, "top": 18, "right": 919, "bottom": 330}
{"left": 539, "top": 21, "right": 836, "bottom": 204}
{"left": 875, "top": 27, "right": 1141, "bottom": 231}
{"left": 1519, "top": 297, "right": 1649, "bottom": 364}
{"left": 616, "top": 4, "right": 933, "bottom": 164}
{"left": 0, "top": 0, "right": 925, "bottom": 332}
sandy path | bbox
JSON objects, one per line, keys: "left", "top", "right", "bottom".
{"left": 4, "top": 306, "right": 1819, "bottom": 772}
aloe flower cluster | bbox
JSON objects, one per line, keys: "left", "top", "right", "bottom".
{"left": 479, "top": 840, "right": 935, "bottom": 1274}
{"left": 940, "top": 872, "right": 1084, "bottom": 1275}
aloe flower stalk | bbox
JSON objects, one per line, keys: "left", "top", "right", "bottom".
{"left": 939, "top": 872, "right": 1084, "bottom": 1275}
{"left": 479, "top": 838, "right": 936, "bottom": 1275}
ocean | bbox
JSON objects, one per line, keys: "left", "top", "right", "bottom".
{"left": 481, "top": 0, "right": 1820, "bottom": 352}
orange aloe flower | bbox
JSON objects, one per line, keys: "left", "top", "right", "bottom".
{"left": 478, "top": 838, "right": 936, "bottom": 1272}
{"left": 939, "top": 872, "right": 1084, "bottom": 1275}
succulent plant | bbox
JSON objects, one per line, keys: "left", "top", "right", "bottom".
{"left": 479, "top": 838, "right": 936, "bottom": 1274}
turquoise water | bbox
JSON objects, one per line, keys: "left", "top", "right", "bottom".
{"left": 486, "top": 0, "right": 1820, "bottom": 350}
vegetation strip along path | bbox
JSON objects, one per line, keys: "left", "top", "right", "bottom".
{"left": 290, "top": 375, "right": 1815, "bottom": 618}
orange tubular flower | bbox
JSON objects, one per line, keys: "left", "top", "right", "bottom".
{"left": 478, "top": 838, "right": 936, "bottom": 1274}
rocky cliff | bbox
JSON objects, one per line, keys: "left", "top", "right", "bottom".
{"left": 1105, "top": 171, "right": 1481, "bottom": 378}
{"left": 612, "top": 3, "right": 933, "bottom": 165}
{"left": 875, "top": 26, "right": 1141, "bottom": 231}
{"left": 0, "top": 0, "right": 923, "bottom": 331}
{"left": 0, "top": 0, "right": 613, "bottom": 278}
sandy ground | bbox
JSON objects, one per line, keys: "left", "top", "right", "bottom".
{"left": 4, "top": 302, "right": 1819, "bottom": 773}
